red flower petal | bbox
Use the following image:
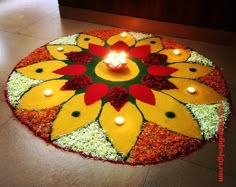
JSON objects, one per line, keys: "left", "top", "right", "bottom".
{"left": 53, "top": 64, "right": 87, "bottom": 76}
{"left": 110, "top": 41, "right": 129, "bottom": 52}
{"left": 129, "top": 45, "right": 151, "bottom": 58}
{"left": 84, "top": 83, "right": 109, "bottom": 105}
{"left": 148, "top": 65, "right": 178, "bottom": 76}
{"left": 89, "top": 43, "right": 109, "bottom": 56}
{"left": 129, "top": 84, "right": 155, "bottom": 105}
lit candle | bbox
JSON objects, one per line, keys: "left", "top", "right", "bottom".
{"left": 115, "top": 116, "right": 125, "bottom": 126}
{"left": 57, "top": 47, "right": 64, "bottom": 52}
{"left": 43, "top": 89, "right": 53, "bottom": 97}
{"left": 173, "top": 49, "right": 181, "bottom": 55}
{"left": 187, "top": 87, "right": 196, "bottom": 94}
{"left": 104, "top": 51, "right": 127, "bottom": 70}
{"left": 120, "top": 31, "right": 127, "bottom": 38}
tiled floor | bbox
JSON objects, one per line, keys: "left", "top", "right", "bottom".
{"left": 0, "top": 0, "right": 235, "bottom": 186}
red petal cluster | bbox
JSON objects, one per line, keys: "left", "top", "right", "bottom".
{"left": 61, "top": 75, "right": 92, "bottom": 90}
{"left": 142, "top": 53, "right": 168, "bottom": 65}
{"left": 16, "top": 46, "right": 53, "bottom": 68}
{"left": 107, "top": 86, "right": 129, "bottom": 111}
{"left": 65, "top": 51, "right": 93, "bottom": 64}
{"left": 161, "top": 38, "right": 186, "bottom": 49}
{"left": 198, "top": 69, "right": 229, "bottom": 96}
{"left": 110, "top": 41, "right": 129, "bottom": 52}
{"left": 129, "top": 122, "right": 201, "bottom": 164}
{"left": 142, "top": 74, "right": 177, "bottom": 90}
{"left": 83, "top": 29, "right": 124, "bottom": 40}
{"left": 14, "top": 106, "right": 60, "bottom": 140}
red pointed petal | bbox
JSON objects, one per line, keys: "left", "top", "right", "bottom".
{"left": 89, "top": 43, "right": 109, "bottom": 56}
{"left": 53, "top": 64, "right": 87, "bottom": 76}
{"left": 129, "top": 45, "right": 151, "bottom": 58}
{"left": 129, "top": 84, "right": 155, "bottom": 105}
{"left": 148, "top": 65, "right": 178, "bottom": 76}
{"left": 85, "top": 83, "right": 109, "bottom": 105}
{"left": 110, "top": 41, "right": 129, "bottom": 52}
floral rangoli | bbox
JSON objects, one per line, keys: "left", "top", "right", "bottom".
{"left": 5, "top": 29, "right": 232, "bottom": 165}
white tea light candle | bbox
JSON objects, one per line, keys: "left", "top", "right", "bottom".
{"left": 57, "top": 47, "right": 64, "bottom": 52}
{"left": 120, "top": 31, "right": 127, "bottom": 38}
{"left": 187, "top": 87, "right": 196, "bottom": 94}
{"left": 173, "top": 49, "right": 181, "bottom": 55}
{"left": 115, "top": 116, "right": 125, "bottom": 125}
{"left": 43, "top": 89, "right": 53, "bottom": 97}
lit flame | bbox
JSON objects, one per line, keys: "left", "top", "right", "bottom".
{"left": 104, "top": 51, "right": 127, "bottom": 69}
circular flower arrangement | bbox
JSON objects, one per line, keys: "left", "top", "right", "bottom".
{"left": 5, "top": 29, "right": 232, "bottom": 165}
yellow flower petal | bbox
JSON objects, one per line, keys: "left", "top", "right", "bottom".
{"left": 137, "top": 90, "right": 202, "bottom": 139}
{"left": 106, "top": 33, "right": 135, "bottom": 47}
{"left": 163, "top": 78, "right": 225, "bottom": 104}
{"left": 169, "top": 63, "right": 213, "bottom": 79}
{"left": 16, "top": 60, "right": 66, "bottom": 80}
{"left": 135, "top": 37, "right": 163, "bottom": 53}
{"left": 95, "top": 59, "right": 139, "bottom": 82}
{"left": 17, "top": 80, "right": 75, "bottom": 110}
{"left": 46, "top": 45, "right": 82, "bottom": 60}
{"left": 51, "top": 93, "right": 101, "bottom": 140}
{"left": 99, "top": 102, "right": 143, "bottom": 156}
{"left": 78, "top": 34, "right": 104, "bottom": 49}
{"left": 159, "top": 49, "right": 190, "bottom": 63}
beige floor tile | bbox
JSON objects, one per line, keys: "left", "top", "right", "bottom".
{"left": 0, "top": 119, "right": 149, "bottom": 187}
{"left": 18, "top": 10, "right": 114, "bottom": 41}
{"left": 0, "top": 101, "right": 12, "bottom": 127}
{"left": 145, "top": 159, "right": 236, "bottom": 187}
{"left": 0, "top": 0, "right": 58, "bottom": 32}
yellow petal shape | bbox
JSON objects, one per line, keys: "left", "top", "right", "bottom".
{"left": 159, "top": 49, "right": 190, "bottom": 63}
{"left": 78, "top": 34, "right": 104, "bottom": 49}
{"left": 169, "top": 63, "right": 213, "bottom": 79}
{"left": 137, "top": 90, "right": 202, "bottom": 139}
{"left": 99, "top": 102, "right": 143, "bottom": 156}
{"left": 17, "top": 80, "right": 75, "bottom": 110}
{"left": 16, "top": 60, "right": 66, "bottom": 80}
{"left": 95, "top": 59, "right": 139, "bottom": 82}
{"left": 135, "top": 37, "right": 163, "bottom": 53}
{"left": 46, "top": 45, "right": 82, "bottom": 60}
{"left": 163, "top": 78, "right": 225, "bottom": 104}
{"left": 51, "top": 93, "right": 101, "bottom": 140}
{"left": 106, "top": 33, "right": 135, "bottom": 47}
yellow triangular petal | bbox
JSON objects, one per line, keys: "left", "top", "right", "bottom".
{"left": 17, "top": 80, "right": 75, "bottom": 110}
{"left": 137, "top": 91, "right": 202, "bottom": 139}
{"left": 169, "top": 63, "right": 213, "bottom": 79}
{"left": 163, "top": 78, "right": 225, "bottom": 104}
{"left": 135, "top": 37, "right": 163, "bottom": 53}
{"left": 78, "top": 34, "right": 104, "bottom": 49}
{"left": 106, "top": 33, "right": 135, "bottom": 47}
{"left": 159, "top": 49, "right": 190, "bottom": 63}
{"left": 99, "top": 102, "right": 143, "bottom": 156}
{"left": 46, "top": 45, "right": 82, "bottom": 60}
{"left": 95, "top": 59, "right": 139, "bottom": 82}
{"left": 16, "top": 60, "right": 66, "bottom": 80}
{"left": 51, "top": 93, "right": 101, "bottom": 140}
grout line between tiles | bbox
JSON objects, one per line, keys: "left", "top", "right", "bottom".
{"left": 142, "top": 165, "right": 150, "bottom": 187}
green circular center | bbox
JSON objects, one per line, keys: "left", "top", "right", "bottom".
{"left": 36, "top": 68, "right": 43, "bottom": 73}
{"left": 72, "top": 111, "right": 80, "bottom": 117}
{"left": 150, "top": 41, "right": 156, "bottom": 44}
{"left": 84, "top": 37, "right": 90, "bottom": 41}
{"left": 165, "top": 112, "right": 176, "bottom": 118}
{"left": 189, "top": 68, "right": 197, "bottom": 72}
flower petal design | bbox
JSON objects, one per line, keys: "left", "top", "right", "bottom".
{"left": 99, "top": 102, "right": 143, "bottom": 156}
{"left": 95, "top": 59, "right": 139, "bottom": 82}
{"left": 89, "top": 43, "right": 109, "bottom": 56}
{"left": 53, "top": 64, "right": 87, "bottom": 76}
{"left": 78, "top": 34, "right": 104, "bottom": 49}
{"left": 46, "top": 45, "right": 82, "bottom": 60}
{"left": 106, "top": 33, "right": 135, "bottom": 47}
{"left": 85, "top": 83, "right": 109, "bottom": 105}
{"left": 110, "top": 41, "right": 129, "bottom": 52}
{"left": 159, "top": 49, "right": 190, "bottom": 63}
{"left": 17, "top": 80, "right": 75, "bottom": 110}
{"left": 161, "top": 38, "right": 186, "bottom": 49}
{"left": 163, "top": 78, "right": 226, "bottom": 104}
{"left": 51, "top": 93, "right": 101, "bottom": 140}
{"left": 136, "top": 90, "right": 202, "bottom": 139}
{"left": 129, "top": 84, "right": 155, "bottom": 105}
{"left": 135, "top": 37, "right": 163, "bottom": 53}
{"left": 129, "top": 45, "right": 151, "bottom": 58}
{"left": 16, "top": 60, "right": 67, "bottom": 80}
{"left": 169, "top": 63, "right": 213, "bottom": 79}
{"left": 148, "top": 65, "right": 178, "bottom": 76}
